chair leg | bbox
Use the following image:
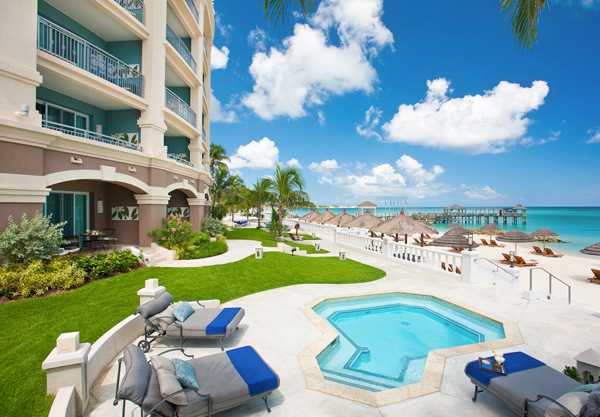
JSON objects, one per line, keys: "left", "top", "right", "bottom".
{"left": 219, "top": 338, "right": 224, "bottom": 351}
{"left": 263, "top": 396, "right": 272, "bottom": 413}
{"left": 472, "top": 385, "right": 482, "bottom": 402}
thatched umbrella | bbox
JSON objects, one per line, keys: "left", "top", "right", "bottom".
{"left": 581, "top": 242, "right": 600, "bottom": 256}
{"left": 496, "top": 229, "right": 536, "bottom": 255}
{"left": 531, "top": 227, "right": 559, "bottom": 250}
{"left": 480, "top": 223, "right": 502, "bottom": 240}
{"left": 446, "top": 225, "right": 471, "bottom": 236}
{"left": 370, "top": 213, "right": 438, "bottom": 246}
{"left": 447, "top": 222, "right": 460, "bottom": 227}
{"left": 300, "top": 210, "right": 320, "bottom": 221}
{"left": 311, "top": 209, "right": 336, "bottom": 224}
{"left": 323, "top": 210, "right": 356, "bottom": 227}
{"left": 344, "top": 212, "right": 382, "bottom": 237}
{"left": 429, "top": 232, "right": 480, "bottom": 250}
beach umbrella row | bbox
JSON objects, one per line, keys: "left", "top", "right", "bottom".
{"left": 323, "top": 210, "right": 356, "bottom": 227}
{"left": 531, "top": 227, "right": 559, "bottom": 250}
{"left": 496, "top": 229, "right": 536, "bottom": 255}
{"left": 370, "top": 213, "right": 438, "bottom": 246}
{"left": 581, "top": 243, "right": 600, "bottom": 256}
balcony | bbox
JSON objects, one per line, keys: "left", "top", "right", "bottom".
{"left": 42, "top": 120, "right": 143, "bottom": 152}
{"left": 185, "top": 0, "right": 199, "bottom": 24}
{"left": 166, "top": 24, "right": 196, "bottom": 73}
{"left": 114, "top": 0, "right": 145, "bottom": 24}
{"left": 165, "top": 88, "right": 196, "bottom": 127}
{"left": 37, "top": 16, "right": 143, "bottom": 97}
{"left": 167, "top": 153, "right": 193, "bottom": 166}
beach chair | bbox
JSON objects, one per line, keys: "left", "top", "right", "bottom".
{"left": 490, "top": 240, "right": 506, "bottom": 248}
{"left": 233, "top": 220, "right": 248, "bottom": 227}
{"left": 136, "top": 292, "right": 245, "bottom": 355}
{"left": 465, "top": 351, "right": 587, "bottom": 417}
{"left": 413, "top": 238, "right": 428, "bottom": 246}
{"left": 114, "top": 344, "right": 280, "bottom": 417}
{"left": 455, "top": 266, "right": 461, "bottom": 274}
{"left": 499, "top": 253, "right": 511, "bottom": 265}
{"left": 531, "top": 246, "right": 544, "bottom": 255}
{"left": 480, "top": 239, "right": 490, "bottom": 246}
{"left": 544, "top": 248, "right": 564, "bottom": 258}
{"left": 514, "top": 255, "right": 538, "bottom": 267}
{"left": 441, "top": 262, "right": 447, "bottom": 271}
{"left": 588, "top": 269, "right": 600, "bottom": 285}
{"left": 448, "top": 264, "right": 454, "bottom": 273}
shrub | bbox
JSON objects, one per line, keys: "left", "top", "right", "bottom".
{"left": 268, "top": 221, "right": 289, "bottom": 239}
{"left": 0, "top": 212, "right": 66, "bottom": 267}
{"left": 180, "top": 240, "right": 228, "bottom": 259}
{"left": 0, "top": 257, "right": 86, "bottom": 297}
{"left": 563, "top": 366, "right": 583, "bottom": 383}
{"left": 150, "top": 215, "right": 195, "bottom": 252}
{"left": 210, "top": 204, "right": 227, "bottom": 220}
{"left": 72, "top": 249, "right": 142, "bottom": 280}
{"left": 202, "top": 217, "right": 226, "bottom": 237}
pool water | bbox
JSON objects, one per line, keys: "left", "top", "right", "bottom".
{"left": 314, "top": 294, "right": 505, "bottom": 392}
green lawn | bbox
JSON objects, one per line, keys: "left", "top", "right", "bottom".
{"left": 0, "top": 253, "right": 384, "bottom": 416}
{"left": 285, "top": 241, "right": 329, "bottom": 254}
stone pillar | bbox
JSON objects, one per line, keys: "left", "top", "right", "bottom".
{"left": 460, "top": 250, "right": 479, "bottom": 284}
{"left": 187, "top": 197, "right": 207, "bottom": 232}
{"left": 137, "top": 278, "right": 166, "bottom": 305}
{"left": 135, "top": 194, "right": 170, "bottom": 247}
{"left": 42, "top": 332, "right": 91, "bottom": 417}
{"left": 382, "top": 236, "right": 392, "bottom": 258}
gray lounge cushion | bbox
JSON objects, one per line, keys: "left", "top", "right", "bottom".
{"left": 545, "top": 392, "right": 589, "bottom": 417}
{"left": 138, "top": 292, "right": 174, "bottom": 319}
{"left": 117, "top": 344, "right": 150, "bottom": 405}
{"left": 582, "top": 387, "right": 600, "bottom": 417}
{"left": 151, "top": 356, "right": 188, "bottom": 406}
{"left": 165, "top": 308, "right": 245, "bottom": 338}
{"left": 143, "top": 366, "right": 176, "bottom": 417}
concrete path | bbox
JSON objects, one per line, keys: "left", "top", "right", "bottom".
{"left": 87, "top": 234, "right": 600, "bottom": 417}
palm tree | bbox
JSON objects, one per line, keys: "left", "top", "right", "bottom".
{"left": 269, "top": 164, "right": 311, "bottom": 222}
{"left": 264, "top": 0, "right": 547, "bottom": 49}
{"left": 223, "top": 175, "right": 246, "bottom": 222}
{"left": 209, "top": 143, "right": 229, "bottom": 177}
{"left": 250, "top": 178, "right": 274, "bottom": 228}
{"left": 211, "top": 166, "right": 233, "bottom": 204}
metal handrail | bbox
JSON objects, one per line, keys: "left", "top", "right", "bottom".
{"left": 167, "top": 153, "right": 193, "bottom": 166}
{"left": 42, "top": 120, "right": 143, "bottom": 152}
{"left": 165, "top": 87, "right": 196, "bottom": 127}
{"left": 185, "top": 0, "right": 200, "bottom": 23}
{"left": 529, "top": 267, "right": 571, "bottom": 305}
{"left": 166, "top": 24, "right": 196, "bottom": 73}
{"left": 475, "top": 257, "right": 520, "bottom": 278}
{"left": 114, "top": 0, "right": 144, "bottom": 23}
{"left": 37, "top": 17, "right": 143, "bottom": 97}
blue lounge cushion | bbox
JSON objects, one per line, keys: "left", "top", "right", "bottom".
{"left": 465, "top": 352, "right": 545, "bottom": 386}
{"left": 226, "top": 346, "right": 279, "bottom": 397}
{"left": 172, "top": 358, "right": 200, "bottom": 389}
{"left": 206, "top": 307, "right": 242, "bottom": 335}
{"left": 173, "top": 302, "right": 195, "bottom": 323}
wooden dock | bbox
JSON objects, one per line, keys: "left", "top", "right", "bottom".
{"left": 373, "top": 205, "right": 527, "bottom": 225}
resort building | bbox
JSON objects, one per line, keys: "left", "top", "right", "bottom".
{"left": 0, "top": 0, "right": 214, "bottom": 246}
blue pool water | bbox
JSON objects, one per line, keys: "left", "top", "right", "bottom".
{"left": 314, "top": 294, "right": 505, "bottom": 392}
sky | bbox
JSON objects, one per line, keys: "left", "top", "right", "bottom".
{"left": 209, "top": 0, "right": 600, "bottom": 207}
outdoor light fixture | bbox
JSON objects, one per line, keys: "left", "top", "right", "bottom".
{"left": 467, "top": 233, "right": 474, "bottom": 251}
{"left": 509, "top": 250, "right": 515, "bottom": 268}
{"left": 15, "top": 104, "right": 29, "bottom": 117}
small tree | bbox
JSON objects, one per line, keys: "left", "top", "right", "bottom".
{"left": 202, "top": 217, "right": 226, "bottom": 237}
{"left": 0, "top": 212, "right": 66, "bottom": 267}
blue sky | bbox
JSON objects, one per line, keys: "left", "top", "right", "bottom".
{"left": 209, "top": 0, "right": 600, "bottom": 207}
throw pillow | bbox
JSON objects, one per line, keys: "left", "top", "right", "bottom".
{"left": 572, "top": 383, "right": 600, "bottom": 393}
{"left": 173, "top": 302, "right": 195, "bottom": 323}
{"left": 151, "top": 356, "right": 187, "bottom": 406}
{"left": 545, "top": 392, "right": 589, "bottom": 417}
{"left": 172, "top": 358, "right": 200, "bottom": 389}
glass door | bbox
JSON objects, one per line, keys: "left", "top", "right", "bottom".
{"left": 45, "top": 192, "right": 89, "bottom": 240}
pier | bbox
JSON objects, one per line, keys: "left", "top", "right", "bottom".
{"left": 432, "top": 204, "right": 527, "bottom": 225}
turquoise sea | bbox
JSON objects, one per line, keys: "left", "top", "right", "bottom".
{"left": 292, "top": 207, "right": 600, "bottom": 255}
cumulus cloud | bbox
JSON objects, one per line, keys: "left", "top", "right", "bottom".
{"left": 227, "top": 137, "right": 279, "bottom": 170}
{"left": 462, "top": 185, "right": 504, "bottom": 200}
{"left": 248, "top": 27, "right": 268, "bottom": 51}
{"left": 317, "top": 110, "right": 326, "bottom": 125}
{"left": 210, "top": 93, "right": 236, "bottom": 123}
{"left": 309, "top": 159, "right": 340, "bottom": 174}
{"left": 215, "top": 13, "right": 233, "bottom": 39}
{"left": 396, "top": 155, "right": 444, "bottom": 185}
{"left": 382, "top": 78, "right": 550, "bottom": 154}
{"left": 586, "top": 128, "right": 600, "bottom": 144}
{"left": 286, "top": 158, "right": 303, "bottom": 168}
{"left": 242, "top": 0, "right": 393, "bottom": 120}
{"left": 211, "top": 45, "right": 229, "bottom": 70}
{"left": 356, "top": 105, "right": 383, "bottom": 140}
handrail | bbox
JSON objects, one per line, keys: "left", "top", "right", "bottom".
{"left": 475, "top": 258, "right": 520, "bottom": 278}
{"left": 37, "top": 16, "right": 143, "bottom": 97}
{"left": 42, "top": 120, "right": 143, "bottom": 152}
{"left": 165, "top": 87, "right": 196, "bottom": 127}
{"left": 185, "top": 0, "right": 200, "bottom": 24}
{"left": 166, "top": 24, "right": 196, "bottom": 73}
{"left": 114, "top": 0, "right": 144, "bottom": 24}
{"left": 529, "top": 267, "right": 571, "bottom": 305}
{"left": 167, "top": 153, "right": 193, "bottom": 166}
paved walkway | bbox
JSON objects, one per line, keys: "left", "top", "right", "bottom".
{"left": 87, "top": 235, "right": 600, "bottom": 417}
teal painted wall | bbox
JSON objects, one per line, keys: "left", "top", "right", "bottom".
{"left": 37, "top": 86, "right": 106, "bottom": 128}
{"left": 181, "top": 37, "right": 191, "bottom": 50}
{"left": 167, "top": 87, "right": 191, "bottom": 105}
{"left": 106, "top": 41, "right": 143, "bottom": 70}
{"left": 165, "top": 137, "right": 190, "bottom": 158}
{"left": 105, "top": 110, "right": 140, "bottom": 136}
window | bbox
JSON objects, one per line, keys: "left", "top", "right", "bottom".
{"left": 45, "top": 192, "right": 89, "bottom": 238}
{"left": 36, "top": 100, "right": 89, "bottom": 130}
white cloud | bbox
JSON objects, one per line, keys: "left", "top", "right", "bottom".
{"left": 215, "top": 13, "right": 233, "bottom": 38}
{"left": 248, "top": 27, "right": 268, "bottom": 51}
{"left": 227, "top": 137, "right": 279, "bottom": 170}
{"left": 382, "top": 78, "right": 550, "bottom": 154}
{"left": 242, "top": 0, "right": 393, "bottom": 120}
{"left": 356, "top": 105, "right": 382, "bottom": 140}
{"left": 286, "top": 158, "right": 303, "bottom": 168}
{"left": 309, "top": 159, "right": 340, "bottom": 173}
{"left": 317, "top": 110, "right": 326, "bottom": 125}
{"left": 210, "top": 93, "right": 236, "bottom": 123}
{"left": 211, "top": 45, "right": 229, "bottom": 70}
{"left": 586, "top": 128, "right": 600, "bottom": 144}
{"left": 462, "top": 185, "right": 504, "bottom": 200}
{"left": 396, "top": 155, "right": 444, "bottom": 185}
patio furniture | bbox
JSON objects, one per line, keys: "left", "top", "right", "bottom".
{"left": 102, "top": 228, "right": 117, "bottom": 249}
{"left": 588, "top": 269, "right": 600, "bottom": 285}
{"left": 114, "top": 344, "right": 280, "bottom": 417}
{"left": 531, "top": 246, "right": 545, "bottom": 255}
{"left": 544, "top": 248, "right": 564, "bottom": 258}
{"left": 136, "top": 292, "right": 245, "bottom": 355}
{"left": 500, "top": 253, "right": 511, "bottom": 264}
{"left": 490, "top": 240, "right": 506, "bottom": 248}
{"left": 465, "top": 351, "right": 584, "bottom": 417}
{"left": 514, "top": 255, "right": 538, "bottom": 267}
{"left": 480, "top": 239, "right": 490, "bottom": 246}
{"left": 233, "top": 220, "right": 248, "bottom": 227}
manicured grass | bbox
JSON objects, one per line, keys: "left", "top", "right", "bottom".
{"left": 285, "top": 241, "right": 329, "bottom": 254}
{"left": 227, "top": 228, "right": 278, "bottom": 246}
{"left": 0, "top": 253, "right": 385, "bottom": 416}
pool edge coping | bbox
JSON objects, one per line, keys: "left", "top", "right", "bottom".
{"left": 299, "top": 289, "right": 523, "bottom": 407}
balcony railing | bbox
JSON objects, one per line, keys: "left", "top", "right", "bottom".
{"left": 37, "top": 16, "right": 143, "bottom": 97}
{"left": 203, "top": 37, "right": 207, "bottom": 57}
{"left": 166, "top": 25, "right": 196, "bottom": 73}
{"left": 167, "top": 153, "right": 193, "bottom": 166}
{"left": 42, "top": 120, "right": 143, "bottom": 152}
{"left": 165, "top": 87, "right": 196, "bottom": 127}
{"left": 114, "top": 0, "right": 144, "bottom": 24}
{"left": 185, "top": 0, "right": 199, "bottom": 24}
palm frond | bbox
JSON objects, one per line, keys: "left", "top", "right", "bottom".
{"left": 264, "top": 0, "right": 314, "bottom": 27}
{"left": 499, "top": 0, "right": 547, "bottom": 49}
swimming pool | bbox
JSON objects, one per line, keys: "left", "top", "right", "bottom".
{"left": 312, "top": 293, "right": 506, "bottom": 392}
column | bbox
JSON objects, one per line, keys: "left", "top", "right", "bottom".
{"left": 135, "top": 194, "right": 170, "bottom": 247}
{"left": 137, "top": 278, "right": 166, "bottom": 305}
{"left": 460, "top": 250, "right": 479, "bottom": 284}
{"left": 187, "top": 197, "right": 208, "bottom": 232}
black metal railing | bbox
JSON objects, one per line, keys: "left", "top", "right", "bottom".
{"left": 43, "top": 120, "right": 143, "bottom": 152}
{"left": 166, "top": 24, "right": 196, "bottom": 72}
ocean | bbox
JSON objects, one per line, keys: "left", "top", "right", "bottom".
{"left": 291, "top": 207, "right": 600, "bottom": 255}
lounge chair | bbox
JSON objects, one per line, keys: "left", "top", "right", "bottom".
{"left": 514, "top": 255, "right": 538, "bottom": 267}
{"left": 451, "top": 247, "right": 464, "bottom": 254}
{"left": 465, "top": 351, "right": 589, "bottom": 417}
{"left": 455, "top": 266, "right": 461, "bottom": 274}
{"left": 114, "top": 344, "right": 280, "bottom": 417}
{"left": 480, "top": 239, "right": 490, "bottom": 246}
{"left": 233, "top": 220, "right": 248, "bottom": 227}
{"left": 441, "top": 262, "right": 447, "bottom": 271}
{"left": 490, "top": 240, "right": 506, "bottom": 248}
{"left": 136, "top": 292, "right": 245, "bottom": 355}
{"left": 499, "top": 253, "right": 511, "bottom": 265}
{"left": 588, "top": 269, "right": 600, "bottom": 285}
{"left": 531, "top": 246, "right": 544, "bottom": 255}
{"left": 287, "top": 233, "right": 303, "bottom": 241}
{"left": 413, "top": 238, "right": 428, "bottom": 246}
{"left": 544, "top": 248, "right": 564, "bottom": 258}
